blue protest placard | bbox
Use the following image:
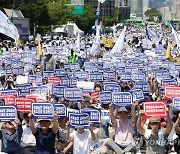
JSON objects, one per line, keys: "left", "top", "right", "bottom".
{"left": 33, "top": 85, "right": 49, "bottom": 96}
{"left": 52, "top": 85, "right": 66, "bottom": 97}
{"left": 75, "top": 71, "right": 88, "bottom": 81}
{"left": 54, "top": 69, "right": 66, "bottom": 76}
{"left": 28, "top": 75, "right": 42, "bottom": 84}
{"left": 161, "top": 79, "right": 177, "bottom": 85}
{"left": 64, "top": 63, "right": 70, "bottom": 70}
{"left": 90, "top": 72, "right": 103, "bottom": 82}
{"left": 0, "top": 90, "right": 18, "bottom": 98}
{"left": 68, "top": 77, "right": 77, "bottom": 87}
{"left": 31, "top": 103, "right": 54, "bottom": 119}
{"left": 129, "top": 89, "right": 144, "bottom": 102}
{"left": 0, "top": 106, "right": 17, "bottom": 121}
{"left": 99, "top": 91, "right": 112, "bottom": 104}
{"left": 81, "top": 109, "right": 100, "bottom": 124}
{"left": 12, "top": 67, "right": 24, "bottom": 75}
{"left": 125, "top": 67, "right": 138, "bottom": 73}
{"left": 159, "top": 87, "right": 164, "bottom": 96}
{"left": 101, "top": 110, "right": 110, "bottom": 120}
{"left": 70, "top": 63, "right": 80, "bottom": 71}
{"left": 69, "top": 113, "right": 90, "bottom": 128}
{"left": 116, "top": 67, "right": 125, "bottom": 75}
{"left": 103, "top": 63, "right": 114, "bottom": 69}
{"left": 154, "top": 70, "right": 169, "bottom": 77}
{"left": 4, "top": 68, "right": 12, "bottom": 75}
{"left": 18, "top": 84, "right": 32, "bottom": 96}
{"left": 64, "top": 88, "right": 83, "bottom": 101}
{"left": 43, "top": 71, "right": 54, "bottom": 79}
{"left": 24, "top": 63, "right": 34, "bottom": 72}
{"left": 135, "top": 82, "right": 150, "bottom": 93}
{"left": 103, "top": 71, "right": 116, "bottom": 80}
{"left": 120, "top": 72, "right": 132, "bottom": 82}
{"left": 131, "top": 72, "right": 146, "bottom": 82}
{"left": 61, "top": 77, "right": 69, "bottom": 86}
{"left": 103, "top": 84, "right": 121, "bottom": 92}
{"left": 54, "top": 104, "right": 67, "bottom": 117}
{"left": 112, "top": 92, "right": 132, "bottom": 106}
{"left": 172, "top": 98, "right": 180, "bottom": 111}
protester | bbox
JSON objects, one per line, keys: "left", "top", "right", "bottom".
{"left": 66, "top": 122, "right": 96, "bottom": 154}
{"left": 28, "top": 112, "right": 59, "bottom": 154}
{"left": 68, "top": 49, "right": 77, "bottom": 63}
{"left": 21, "top": 113, "right": 36, "bottom": 154}
{"left": 43, "top": 52, "right": 56, "bottom": 71}
{"left": 174, "top": 113, "right": 180, "bottom": 153}
{"left": 107, "top": 102, "right": 138, "bottom": 153}
{"left": 137, "top": 108, "right": 173, "bottom": 154}
{"left": 0, "top": 118, "right": 22, "bottom": 154}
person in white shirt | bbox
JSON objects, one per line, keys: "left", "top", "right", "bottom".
{"left": 66, "top": 122, "right": 96, "bottom": 154}
{"left": 21, "top": 113, "right": 36, "bottom": 154}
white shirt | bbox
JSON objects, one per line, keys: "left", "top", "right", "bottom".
{"left": 21, "top": 124, "right": 36, "bottom": 147}
{"left": 70, "top": 130, "right": 92, "bottom": 154}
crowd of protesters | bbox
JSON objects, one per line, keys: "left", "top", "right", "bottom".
{"left": 0, "top": 24, "right": 179, "bottom": 154}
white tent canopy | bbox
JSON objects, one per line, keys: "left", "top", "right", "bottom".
{"left": 52, "top": 22, "right": 84, "bottom": 36}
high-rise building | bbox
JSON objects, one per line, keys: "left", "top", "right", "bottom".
{"left": 149, "top": 0, "right": 166, "bottom": 8}
{"left": 128, "top": 0, "right": 143, "bottom": 17}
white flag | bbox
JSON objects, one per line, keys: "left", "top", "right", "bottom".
{"left": 0, "top": 11, "right": 19, "bottom": 42}
{"left": 90, "top": 26, "right": 101, "bottom": 56}
{"left": 98, "top": 0, "right": 106, "bottom": 3}
{"left": 111, "top": 27, "right": 126, "bottom": 55}
{"left": 76, "top": 33, "right": 80, "bottom": 50}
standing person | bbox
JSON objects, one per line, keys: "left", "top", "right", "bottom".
{"left": 43, "top": 52, "right": 56, "bottom": 71}
{"left": 0, "top": 118, "right": 23, "bottom": 154}
{"left": 137, "top": 109, "right": 173, "bottom": 154}
{"left": 68, "top": 49, "right": 77, "bottom": 63}
{"left": 66, "top": 122, "right": 96, "bottom": 154}
{"left": 21, "top": 113, "right": 36, "bottom": 154}
{"left": 28, "top": 112, "right": 59, "bottom": 154}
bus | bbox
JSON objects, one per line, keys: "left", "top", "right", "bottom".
{"left": 166, "top": 19, "right": 179, "bottom": 26}
{"left": 125, "top": 18, "right": 143, "bottom": 26}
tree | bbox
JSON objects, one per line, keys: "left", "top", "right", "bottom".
{"left": 70, "top": 4, "right": 96, "bottom": 34}
{"left": 16, "top": 0, "right": 50, "bottom": 34}
{"left": 47, "top": 0, "right": 72, "bottom": 26}
{"left": 145, "top": 8, "right": 162, "bottom": 22}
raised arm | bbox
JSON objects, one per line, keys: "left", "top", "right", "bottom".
{"left": 52, "top": 113, "right": 59, "bottom": 134}
{"left": 137, "top": 110, "right": 145, "bottom": 135}
{"left": 28, "top": 112, "right": 37, "bottom": 134}
{"left": 174, "top": 113, "right": 180, "bottom": 135}
{"left": 131, "top": 101, "right": 138, "bottom": 123}
{"left": 165, "top": 107, "right": 173, "bottom": 134}
{"left": 89, "top": 123, "right": 96, "bottom": 141}
{"left": 109, "top": 103, "right": 117, "bottom": 127}
{"left": 66, "top": 121, "right": 71, "bottom": 141}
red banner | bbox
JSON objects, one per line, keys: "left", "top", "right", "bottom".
{"left": 165, "top": 86, "right": 180, "bottom": 98}
{"left": 48, "top": 77, "right": 61, "bottom": 84}
{"left": 0, "top": 95, "right": 15, "bottom": 105}
{"left": 143, "top": 101, "right": 167, "bottom": 119}
{"left": 15, "top": 98, "right": 34, "bottom": 111}
{"left": 26, "top": 94, "right": 46, "bottom": 102}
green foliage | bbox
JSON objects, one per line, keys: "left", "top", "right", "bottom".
{"left": 145, "top": 8, "right": 162, "bottom": 22}
{"left": 102, "top": 9, "right": 118, "bottom": 26}
{"left": 70, "top": 4, "right": 96, "bottom": 34}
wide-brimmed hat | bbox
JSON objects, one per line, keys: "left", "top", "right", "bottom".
{"left": 149, "top": 117, "right": 161, "bottom": 123}
{"left": 118, "top": 107, "right": 128, "bottom": 112}
{"left": 37, "top": 119, "right": 51, "bottom": 122}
